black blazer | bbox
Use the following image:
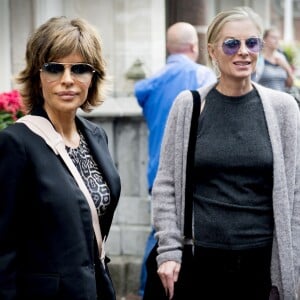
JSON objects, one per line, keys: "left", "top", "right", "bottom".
{"left": 0, "top": 107, "right": 121, "bottom": 299}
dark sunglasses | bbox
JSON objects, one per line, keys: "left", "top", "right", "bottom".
{"left": 222, "top": 37, "right": 263, "bottom": 56}
{"left": 40, "top": 62, "right": 97, "bottom": 83}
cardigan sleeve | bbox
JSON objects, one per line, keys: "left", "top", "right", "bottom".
{"left": 291, "top": 106, "right": 300, "bottom": 287}
{"left": 152, "top": 90, "right": 194, "bottom": 266}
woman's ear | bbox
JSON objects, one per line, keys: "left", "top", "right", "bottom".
{"left": 207, "top": 43, "right": 216, "bottom": 61}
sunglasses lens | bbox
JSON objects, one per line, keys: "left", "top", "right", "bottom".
{"left": 43, "top": 63, "right": 64, "bottom": 74}
{"left": 245, "top": 38, "right": 262, "bottom": 52}
{"left": 41, "top": 63, "right": 65, "bottom": 82}
{"left": 222, "top": 39, "right": 241, "bottom": 55}
{"left": 71, "top": 64, "right": 94, "bottom": 75}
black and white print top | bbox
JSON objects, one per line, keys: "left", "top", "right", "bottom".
{"left": 66, "top": 131, "right": 111, "bottom": 216}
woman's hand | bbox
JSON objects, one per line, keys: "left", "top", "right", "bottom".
{"left": 157, "top": 260, "right": 181, "bottom": 299}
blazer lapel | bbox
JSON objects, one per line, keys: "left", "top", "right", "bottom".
{"left": 76, "top": 116, "right": 119, "bottom": 201}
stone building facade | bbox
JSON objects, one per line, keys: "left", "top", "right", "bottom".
{"left": 1, "top": 0, "right": 298, "bottom": 297}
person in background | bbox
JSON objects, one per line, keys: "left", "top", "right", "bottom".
{"left": 0, "top": 16, "right": 121, "bottom": 299}
{"left": 255, "top": 26, "right": 294, "bottom": 91}
{"left": 151, "top": 6, "right": 300, "bottom": 300}
{"left": 133, "top": 21, "right": 216, "bottom": 299}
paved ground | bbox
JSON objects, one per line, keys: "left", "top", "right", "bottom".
{"left": 117, "top": 294, "right": 142, "bottom": 300}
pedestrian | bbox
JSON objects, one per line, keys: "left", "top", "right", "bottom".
{"left": 0, "top": 16, "right": 121, "bottom": 299}
{"left": 147, "top": 6, "right": 300, "bottom": 300}
{"left": 133, "top": 21, "right": 216, "bottom": 299}
{"left": 255, "top": 26, "right": 294, "bottom": 92}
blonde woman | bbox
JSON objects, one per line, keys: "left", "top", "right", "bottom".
{"left": 256, "top": 27, "right": 294, "bottom": 91}
{"left": 148, "top": 7, "right": 300, "bottom": 300}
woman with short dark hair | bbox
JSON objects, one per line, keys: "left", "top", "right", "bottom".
{"left": 0, "top": 16, "right": 121, "bottom": 299}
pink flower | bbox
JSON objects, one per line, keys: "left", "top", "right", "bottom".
{"left": 0, "top": 89, "right": 25, "bottom": 129}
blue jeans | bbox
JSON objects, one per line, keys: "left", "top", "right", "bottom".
{"left": 138, "top": 227, "right": 157, "bottom": 297}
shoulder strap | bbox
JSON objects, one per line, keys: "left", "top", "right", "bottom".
{"left": 184, "top": 90, "right": 201, "bottom": 240}
{"left": 17, "top": 115, "right": 105, "bottom": 260}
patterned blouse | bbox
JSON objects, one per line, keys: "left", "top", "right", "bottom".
{"left": 66, "top": 131, "right": 111, "bottom": 216}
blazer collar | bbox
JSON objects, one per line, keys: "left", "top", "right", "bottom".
{"left": 31, "top": 106, "right": 117, "bottom": 199}
{"left": 76, "top": 116, "right": 119, "bottom": 201}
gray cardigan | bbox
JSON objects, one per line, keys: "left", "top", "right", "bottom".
{"left": 152, "top": 82, "right": 300, "bottom": 299}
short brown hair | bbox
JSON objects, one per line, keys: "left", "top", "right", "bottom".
{"left": 16, "top": 16, "right": 107, "bottom": 113}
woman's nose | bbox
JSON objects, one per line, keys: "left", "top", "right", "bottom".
{"left": 60, "top": 66, "right": 74, "bottom": 83}
{"left": 238, "top": 41, "right": 249, "bottom": 54}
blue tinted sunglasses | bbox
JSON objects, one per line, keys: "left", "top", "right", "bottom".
{"left": 222, "top": 37, "right": 263, "bottom": 55}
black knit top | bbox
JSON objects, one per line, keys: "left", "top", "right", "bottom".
{"left": 193, "top": 87, "right": 274, "bottom": 250}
